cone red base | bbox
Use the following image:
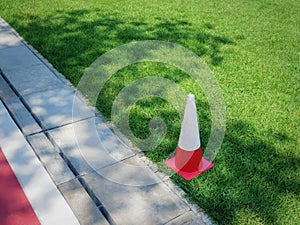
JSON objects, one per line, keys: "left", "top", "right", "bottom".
{"left": 165, "top": 156, "right": 213, "bottom": 181}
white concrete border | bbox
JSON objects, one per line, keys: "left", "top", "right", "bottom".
{"left": 0, "top": 100, "right": 80, "bottom": 225}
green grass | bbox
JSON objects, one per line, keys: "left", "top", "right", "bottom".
{"left": 1, "top": 0, "right": 299, "bottom": 224}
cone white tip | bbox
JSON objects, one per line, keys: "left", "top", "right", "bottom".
{"left": 178, "top": 93, "right": 201, "bottom": 151}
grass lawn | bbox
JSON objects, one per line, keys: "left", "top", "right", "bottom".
{"left": 1, "top": 0, "right": 299, "bottom": 224}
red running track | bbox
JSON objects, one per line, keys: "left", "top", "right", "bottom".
{"left": 0, "top": 147, "right": 41, "bottom": 225}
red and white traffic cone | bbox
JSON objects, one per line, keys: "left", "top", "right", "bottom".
{"left": 165, "top": 94, "right": 213, "bottom": 181}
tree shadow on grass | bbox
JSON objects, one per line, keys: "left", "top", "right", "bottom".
{"left": 6, "top": 7, "right": 299, "bottom": 225}
{"left": 9, "top": 8, "right": 235, "bottom": 85}
{"left": 10, "top": 8, "right": 292, "bottom": 224}
{"left": 173, "top": 119, "right": 300, "bottom": 225}
{"left": 8, "top": 8, "right": 229, "bottom": 140}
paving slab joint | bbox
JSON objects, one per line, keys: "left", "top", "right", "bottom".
{"left": 40, "top": 116, "right": 96, "bottom": 134}
{"left": 0, "top": 72, "right": 113, "bottom": 224}
{"left": 163, "top": 212, "right": 185, "bottom": 225}
{"left": 39, "top": 133, "right": 117, "bottom": 225}
{"left": 0, "top": 98, "right": 23, "bottom": 133}
{"left": 0, "top": 69, "right": 17, "bottom": 94}
{"left": 133, "top": 152, "right": 216, "bottom": 224}
{"left": 98, "top": 206, "right": 118, "bottom": 225}
{"left": 77, "top": 176, "right": 117, "bottom": 225}
{"left": 163, "top": 179, "right": 216, "bottom": 225}
{"left": 0, "top": 72, "right": 42, "bottom": 136}
{"left": 0, "top": 70, "right": 45, "bottom": 130}
{"left": 43, "top": 128, "right": 94, "bottom": 175}
{"left": 59, "top": 151, "right": 81, "bottom": 177}
{"left": 27, "top": 127, "right": 115, "bottom": 224}
{"left": 40, "top": 132, "right": 117, "bottom": 225}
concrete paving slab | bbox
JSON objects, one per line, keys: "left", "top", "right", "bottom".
{"left": 23, "top": 87, "right": 94, "bottom": 129}
{"left": 83, "top": 168, "right": 189, "bottom": 225}
{"left": 48, "top": 118, "right": 134, "bottom": 175}
{"left": 58, "top": 178, "right": 109, "bottom": 225}
{"left": 27, "top": 133, "right": 75, "bottom": 185}
{"left": 95, "top": 118, "right": 135, "bottom": 161}
{"left": 0, "top": 45, "right": 42, "bottom": 71}
{"left": 165, "top": 211, "right": 206, "bottom": 225}
{"left": 3, "top": 64, "right": 65, "bottom": 96}
{"left": 0, "top": 100, "right": 80, "bottom": 225}
{"left": 95, "top": 155, "right": 161, "bottom": 186}
{"left": 0, "top": 29, "right": 23, "bottom": 49}
{"left": 0, "top": 74, "right": 15, "bottom": 99}
{"left": 4, "top": 96, "right": 42, "bottom": 135}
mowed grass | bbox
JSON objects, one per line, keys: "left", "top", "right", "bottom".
{"left": 1, "top": 0, "right": 299, "bottom": 224}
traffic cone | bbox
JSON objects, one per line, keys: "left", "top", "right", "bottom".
{"left": 165, "top": 94, "right": 213, "bottom": 181}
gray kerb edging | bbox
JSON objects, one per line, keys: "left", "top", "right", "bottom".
{"left": 0, "top": 17, "right": 214, "bottom": 225}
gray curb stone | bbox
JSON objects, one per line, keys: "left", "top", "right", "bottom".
{"left": 0, "top": 74, "right": 42, "bottom": 135}
{"left": 0, "top": 74, "right": 15, "bottom": 99}
{"left": 4, "top": 96, "right": 42, "bottom": 135}
{"left": 58, "top": 178, "right": 109, "bottom": 225}
{"left": 27, "top": 133, "right": 75, "bottom": 185}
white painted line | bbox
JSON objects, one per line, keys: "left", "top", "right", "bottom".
{"left": 0, "top": 101, "right": 80, "bottom": 225}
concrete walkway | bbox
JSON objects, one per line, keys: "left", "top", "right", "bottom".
{"left": 0, "top": 18, "right": 212, "bottom": 225}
